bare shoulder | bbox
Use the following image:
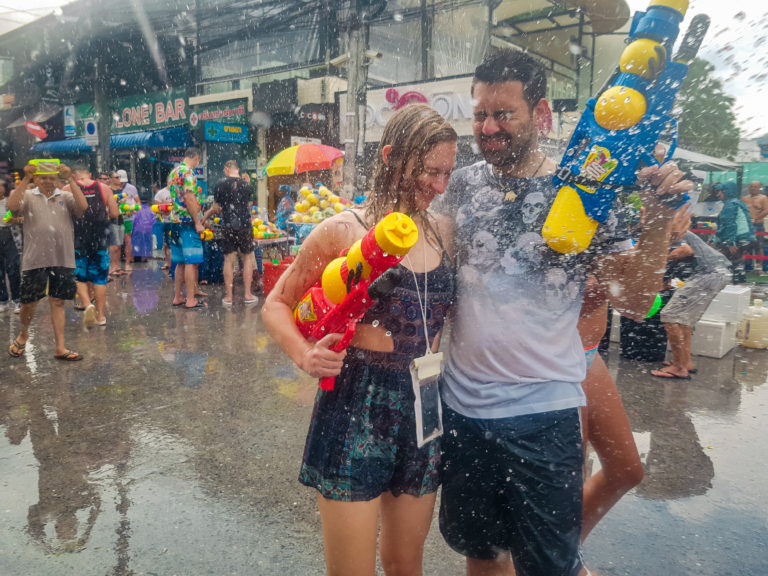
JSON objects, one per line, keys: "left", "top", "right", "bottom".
{"left": 431, "top": 212, "right": 456, "bottom": 255}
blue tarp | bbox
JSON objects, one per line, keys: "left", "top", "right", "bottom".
{"left": 30, "top": 126, "right": 191, "bottom": 154}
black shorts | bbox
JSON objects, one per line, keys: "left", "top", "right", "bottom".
{"left": 439, "top": 405, "right": 584, "bottom": 576}
{"left": 219, "top": 227, "right": 253, "bottom": 255}
{"left": 20, "top": 267, "right": 77, "bottom": 304}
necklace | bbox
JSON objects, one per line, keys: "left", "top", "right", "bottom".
{"left": 491, "top": 153, "right": 547, "bottom": 202}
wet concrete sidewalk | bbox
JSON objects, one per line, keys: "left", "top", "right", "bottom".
{"left": 1, "top": 261, "right": 767, "bottom": 575}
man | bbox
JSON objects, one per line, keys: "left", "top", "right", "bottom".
{"left": 7, "top": 161, "right": 88, "bottom": 360}
{"left": 711, "top": 181, "right": 754, "bottom": 284}
{"left": 153, "top": 182, "right": 173, "bottom": 270}
{"left": 68, "top": 164, "right": 119, "bottom": 326}
{"left": 111, "top": 169, "right": 140, "bottom": 273}
{"left": 651, "top": 206, "right": 731, "bottom": 379}
{"left": 741, "top": 181, "right": 768, "bottom": 272}
{"left": 168, "top": 147, "right": 205, "bottom": 309}
{"left": 203, "top": 160, "right": 258, "bottom": 306}
{"left": 436, "top": 50, "right": 690, "bottom": 576}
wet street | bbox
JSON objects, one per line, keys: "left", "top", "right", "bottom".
{"left": 1, "top": 260, "right": 767, "bottom": 576}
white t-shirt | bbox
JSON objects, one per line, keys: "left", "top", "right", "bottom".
{"left": 438, "top": 161, "right": 632, "bottom": 419}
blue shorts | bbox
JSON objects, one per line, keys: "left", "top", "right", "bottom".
{"left": 439, "top": 405, "right": 584, "bottom": 576}
{"left": 75, "top": 249, "right": 110, "bottom": 285}
{"left": 299, "top": 347, "right": 441, "bottom": 501}
{"left": 169, "top": 224, "right": 203, "bottom": 265}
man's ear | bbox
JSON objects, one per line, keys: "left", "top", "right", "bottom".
{"left": 533, "top": 98, "right": 552, "bottom": 137}
{"left": 381, "top": 144, "right": 392, "bottom": 166}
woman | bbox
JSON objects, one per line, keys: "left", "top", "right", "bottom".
{"left": 262, "top": 103, "right": 457, "bottom": 576}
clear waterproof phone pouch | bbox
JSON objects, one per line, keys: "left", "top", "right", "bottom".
{"left": 409, "top": 351, "right": 444, "bottom": 448}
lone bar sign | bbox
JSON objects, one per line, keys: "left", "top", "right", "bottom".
{"left": 111, "top": 89, "right": 188, "bottom": 134}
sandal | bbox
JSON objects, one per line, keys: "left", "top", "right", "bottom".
{"left": 54, "top": 350, "right": 83, "bottom": 362}
{"left": 185, "top": 301, "right": 207, "bottom": 310}
{"left": 9, "top": 339, "right": 25, "bottom": 358}
{"left": 662, "top": 360, "right": 697, "bottom": 374}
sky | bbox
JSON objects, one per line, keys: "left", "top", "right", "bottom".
{"left": 3, "top": 0, "right": 767, "bottom": 138}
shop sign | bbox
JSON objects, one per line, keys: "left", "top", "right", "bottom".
{"left": 191, "top": 99, "right": 248, "bottom": 127}
{"left": 203, "top": 121, "right": 249, "bottom": 143}
{"left": 339, "top": 77, "right": 475, "bottom": 143}
{"left": 110, "top": 89, "right": 188, "bottom": 134}
{"left": 296, "top": 104, "right": 329, "bottom": 129}
{"left": 63, "top": 105, "right": 76, "bottom": 137}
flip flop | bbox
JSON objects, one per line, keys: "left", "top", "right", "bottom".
{"left": 221, "top": 299, "right": 233, "bottom": 307}
{"left": 185, "top": 301, "right": 207, "bottom": 310}
{"left": 54, "top": 350, "right": 83, "bottom": 362}
{"left": 9, "top": 339, "right": 25, "bottom": 358}
{"left": 651, "top": 368, "right": 691, "bottom": 380}
{"left": 172, "top": 301, "right": 185, "bottom": 307}
{"left": 662, "top": 361, "right": 697, "bottom": 373}
{"left": 243, "top": 297, "right": 259, "bottom": 305}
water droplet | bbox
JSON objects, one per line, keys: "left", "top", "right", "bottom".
{"left": 385, "top": 331, "right": 392, "bottom": 337}
{"left": 371, "top": 320, "right": 380, "bottom": 327}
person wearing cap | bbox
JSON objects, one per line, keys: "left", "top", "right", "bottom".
{"left": 110, "top": 169, "right": 140, "bottom": 273}
{"left": 6, "top": 161, "right": 88, "bottom": 361}
{"left": 711, "top": 181, "right": 755, "bottom": 284}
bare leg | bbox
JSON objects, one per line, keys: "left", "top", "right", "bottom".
{"left": 124, "top": 234, "right": 133, "bottom": 270}
{"left": 379, "top": 492, "right": 436, "bottom": 576}
{"left": 49, "top": 297, "right": 68, "bottom": 355}
{"left": 655, "top": 322, "right": 690, "bottom": 378}
{"left": 93, "top": 283, "right": 107, "bottom": 323}
{"left": 173, "top": 263, "right": 186, "bottom": 305}
{"left": 467, "top": 552, "right": 515, "bottom": 576}
{"left": 75, "top": 281, "right": 91, "bottom": 308}
{"left": 14, "top": 300, "right": 38, "bottom": 347}
{"left": 582, "top": 355, "right": 644, "bottom": 540}
{"left": 316, "top": 494, "right": 379, "bottom": 576}
{"left": 242, "top": 251, "right": 257, "bottom": 301}
{"left": 185, "top": 264, "right": 200, "bottom": 307}
{"left": 164, "top": 245, "right": 171, "bottom": 268}
{"left": 109, "top": 245, "right": 121, "bottom": 274}
{"left": 222, "top": 253, "right": 236, "bottom": 303}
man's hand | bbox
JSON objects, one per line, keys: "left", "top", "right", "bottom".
{"left": 23, "top": 164, "right": 36, "bottom": 179}
{"left": 58, "top": 164, "right": 71, "bottom": 180}
{"left": 636, "top": 160, "right": 692, "bottom": 215}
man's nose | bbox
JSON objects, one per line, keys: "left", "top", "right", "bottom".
{"left": 481, "top": 116, "right": 501, "bottom": 135}
{"left": 431, "top": 174, "right": 450, "bottom": 194}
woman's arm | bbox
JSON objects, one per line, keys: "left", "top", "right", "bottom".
{"left": 262, "top": 212, "right": 361, "bottom": 378}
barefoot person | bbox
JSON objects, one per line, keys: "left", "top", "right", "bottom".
{"left": 262, "top": 104, "right": 457, "bottom": 576}
{"left": 7, "top": 161, "right": 88, "bottom": 360}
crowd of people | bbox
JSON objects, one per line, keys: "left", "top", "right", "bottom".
{"left": 2, "top": 47, "right": 765, "bottom": 576}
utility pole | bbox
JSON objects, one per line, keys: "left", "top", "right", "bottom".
{"left": 342, "top": 0, "right": 365, "bottom": 199}
{"left": 94, "top": 57, "right": 111, "bottom": 172}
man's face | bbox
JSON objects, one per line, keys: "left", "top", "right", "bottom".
{"left": 224, "top": 165, "right": 239, "bottom": 178}
{"left": 34, "top": 173, "right": 58, "bottom": 195}
{"left": 186, "top": 155, "right": 200, "bottom": 169}
{"left": 749, "top": 182, "right": 762, "bottom": 196}
{"left": 472, "top": 81, "right": 538, "bottom": 169}
{"left": 110, "top": 174, "right": 122, "bottom": 189}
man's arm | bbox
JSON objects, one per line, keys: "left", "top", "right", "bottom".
{"left": 59, "top": 165, "right": 88, "bottom": 216}
{"left": 201, "top": 203, "right": 221, "bottom": 225}
{"left": 754, "top": 195, "right": 768, "bottom": 222}
{"left": 7, "top": 163, "right": 36, "bottom": 213}
{"left": 101, "top": 183, "right": 120, "bottom": 218}
{"left": 594, "top": 162, "right": 692, "bottom": 321}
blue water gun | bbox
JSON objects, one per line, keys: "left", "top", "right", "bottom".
{"left": 542, "top": 0, "right": 709, "bottom": 254}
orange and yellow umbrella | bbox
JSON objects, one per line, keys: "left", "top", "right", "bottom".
{"left": 262, "top": 143, "right": 344, "bottom": 177}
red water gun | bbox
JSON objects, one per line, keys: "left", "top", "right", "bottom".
{"left": 293, "top": 212, "right": 419, "bottom": 390}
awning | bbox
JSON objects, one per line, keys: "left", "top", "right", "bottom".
{"left": 30, "top": 126, "right": 192, "bottom": 154}
{"left": 111, "top": 126, "right": 191, "bottom": 150}
{"left": 672, "top": 147, "right": 742, "bottom": 172}
{"left": 30, "top": 138, "right": 91, "bottom": 154}
{"left": 6, "top": 103, "right": 62, "bottom": 129}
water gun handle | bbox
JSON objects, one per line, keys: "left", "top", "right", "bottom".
{"left": 318, "top": 322, "right": 358, "bottom": 391}
{"left": 3, "top": 209, "right": 12, "bottom": 223}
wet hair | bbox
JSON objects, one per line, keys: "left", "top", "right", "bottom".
{"left": 224, "top": 159, "right": 239, "bottom": 171}
{"left": 72, "top": 162, "right": 90, "bottom": 175}
{"left": 185, "top": 147, "right": 201, "bottom": 161}
{"left": 366, "top": 103, "right": 457, "bottom": 227}
{"left": 472, "top": 49, "right": 547, "bottom": 107}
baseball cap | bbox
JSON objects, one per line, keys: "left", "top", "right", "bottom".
{"left": 116, "top": 169, "right": 128, "bottom": 183}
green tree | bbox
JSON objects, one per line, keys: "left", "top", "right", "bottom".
{"left": 677, "top": 58, "right": 740, "bottom": 159}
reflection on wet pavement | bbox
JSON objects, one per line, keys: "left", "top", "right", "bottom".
{"left": 1, "top": 262, "right": 767, "bottom": 575}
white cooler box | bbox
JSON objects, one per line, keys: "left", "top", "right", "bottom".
{"left": 691, "top": 319, "right": 737, "bottom": 358}
{"left": 701, "top": 285, "right": 751, "bottom": 323}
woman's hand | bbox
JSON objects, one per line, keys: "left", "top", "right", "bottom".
{"left": 299, "top": 333, "right": 347, "bottom": 378}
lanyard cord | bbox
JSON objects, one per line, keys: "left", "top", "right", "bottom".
{"left": 404, "top": 244, "right": 431, "bottom": 357}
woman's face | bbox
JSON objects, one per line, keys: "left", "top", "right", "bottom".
{"left": 404, "top": 140, "right": 457, "bottom": 212}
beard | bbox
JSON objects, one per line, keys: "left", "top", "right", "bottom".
{"left": 477, "top": 123, "right": 538, "bottom": 172}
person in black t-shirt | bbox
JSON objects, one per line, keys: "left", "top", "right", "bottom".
{"left": 203, "top": 160, "right": 258, "bottom": 306}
